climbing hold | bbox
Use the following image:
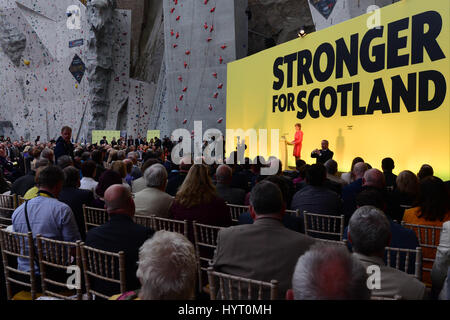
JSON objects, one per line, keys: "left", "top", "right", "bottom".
{"left": 185, "top": 50, "right": 190, "bottom": 55}
{"left": 75, "top": 84, "right": 78, "bottom": 89}
{"left": 182, "top": 87, "right": 187, "bottom": 92}
{"left": 179, "top": 95, "right": 184, "bottom": 101}
{"left": 207, "top": 38, "right": 212, "bottom": 42}
{"left": 204, "top": 0, "right": 208, "bottom": 4}
{"left": 204, "top": 22, "right": 208, "bottom": 30}
{"left": 212, "top": 72, "right": 217, "bottom": 78}
{"left": 213, "top": 92, "right": 218, "bottom": 99}
{"left": 170, "top": 8, "right": 175, "bottom": 14}
{"left": 209, "top": 104, "right": 213, "bottom": 111}
{"left": 176, "top": 16, "right": 180, "bottom": 21}
{"left": 210, "top": 7, "right": 215, "bottom": 13}
{"left": 175, "top": 106, "right": 179, "bottom": 112}
{"left": 217, "top": 83, "right": 223, "bottom": 89}
{"left": 178, "top": 76, "right": 183, "bottom": 82}
{"left": 221, "top": 45, "right": 227, "bottom": 50}
{"left": 217, "top": 118, "right": 223, "bottom": 124}
{"left": 23, "top": 59, "right": 30, "bottom": 66}
{"left": 219, "top": 56, "right": 223, "bottom": 64}
{"left": 210, "top": 25, "right": 214, "bottom": 32}
{"left": 173, "top": 44, "right": 178, "bottom": 48}
{"left": 184, "top": 61, "right": 188, "bottom": 68}
{"left": 170, "top": 29, "right": 174, "bottom": 36}
{"left": 183, "top": 119, "right": 187, "bottom": 124}
{"left": 176, "top": 32, "right": 179, "bottom": 39}
{"left": 44, "top": 87, "right": 47, "bottom": 92}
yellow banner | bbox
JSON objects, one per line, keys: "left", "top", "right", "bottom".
{"left": 147, "top": 130, "right": 161, "bottom": 142}
{"left": 227, "top": 0, "right": 449, "bottom": 180}
{"left": 92, "top": 131, "right": 121, "bottom": 145}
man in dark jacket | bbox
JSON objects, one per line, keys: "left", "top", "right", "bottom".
{"left": 54, "top": 126, "right": 74, "bottom": 163}
{"left": 311, "top": 140, "right": 334, "bottom": 164}
{"left": 85, "top": 184, "right": 154, "bottom": 298}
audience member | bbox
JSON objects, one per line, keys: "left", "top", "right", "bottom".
{"left": 56, "top": 155, "right": 74, "bottom": 169}
{"left": 324, "top": 159, "right": 347, "bottom": 187}
{"left": 111, "top": 160, "right": 131, "bottom": 191}
{"left": 166, "top": 155, "right": 192, "bottom": 196}
{"left": 382, "top": 157, "right": 397, "bottom": 191}
{"left": 417, "top": 164, "right": 434, "bottom": 180}
{"left": 402, "top": 176, "right": 450, "bottom": 285}
{"left": 348, "top": 206, "right": 426, "bottom": 299}
{"left": 310, "top": 140, "right": 334, "bottom": 164}
{"left": 212, "top": 181, "right": 315, "bottom": 299}
{"left": 93, "top": 170, "right": 123, "bottom": 208}
{"left": 431, "top": 221, "right": 450, "bottom": 300}
{"left": 341, "top": 157, "right": 364, "bottom": 184}
{"left": 127, "top": 152, "right": 142, "bottom": 180}
{"left": 111, "top": 231, "right": 197, "bottom": 300}
{"left": 215, "top": 164, "right": 246, "bottom": 205}
{"left": 131, "top": 159, "right": 159, "bottom": 193}
{"left": 91, "top": 150, "right": 106, "bottom": 181}
{"left": 80, "top": 160, "right": 98, "bottom": 195}
{"left": 134, "top": 164, "right": 173, "bottom": 217}
{"left": 289, "top": 244, "right": 370, "bottom": 300}
{"left": 10, "top": 159, "right": 49, "bottom": 197}
{"left": 85, "top": 184, "right": 154, "bottom": 298}
{"left": 54, "top": 126, "right": 74, "bottom": 162}
{"left": 342, "top": 162, "right": 368, "bottom": 223}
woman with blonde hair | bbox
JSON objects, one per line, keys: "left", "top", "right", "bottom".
{"left": 111, "top": 160, "right": 131, "bottom": 191}
{"left": 169, "top": 164, "right": 232, "bottom": 240}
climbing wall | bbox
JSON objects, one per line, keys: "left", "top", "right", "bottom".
{"left": 163, "top": 0, "right": 247, "bottom": 139}
{"left": 0, "top": 0, "right": 131, "bottom": 142}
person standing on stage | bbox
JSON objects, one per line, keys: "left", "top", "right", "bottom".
{"left": 311, "top": 140, "right": 334, "bottom": 164}
{"left": 288, "top": 123, "right": 303, "bottom": 161}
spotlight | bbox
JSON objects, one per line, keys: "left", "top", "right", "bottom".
{"left": 298, "top": 26, "right": 307, "bottom": 38}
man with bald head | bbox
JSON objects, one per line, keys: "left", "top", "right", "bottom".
{"left": 215, "top": 164, "right": 246, "bottom": 205}
{"left": 85, "top": 184, "right": 154, "bottom": 297}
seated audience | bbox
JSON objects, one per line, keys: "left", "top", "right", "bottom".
{"left": 169, "top": 164, "right": 232, "bottom": 243}
{"left": 10, "top": 158, "right": 49, "bottom": 197}
{"left": 59, "top": 166, "right": 94, "bottom": 241}
{"left": 288, "top": 244, "right": 370, "bottom": 300}
{"left": 111, "top": 231, "right": 197, "bottom": 300}
{"left": 291, "top": 163, "right": 343, "bottom": 217}
{"left": 215, "top": 164, "right": 246, "bottom": 205}
{"left": 348, "top": 206, "right": 426, "bottom": 299}
{"left": 91, "top": 150, "right": 106, "bottom": 181}
{"left": 12, "top": 166, "right": 81, "bottom": 273}
{"left": 167, "top": 156, "right": 192, "bottom": 196}
{"left": 342, "top": 162, "right": 368, "bottom": 223}
{"left": 392, "top": 170, "right": 420, "bottom": 220}
{"left": 132, "top": 159, "right": 159, "bottom": 193}
{"left": 382, "top": 157, "right": 397, "bottom": 191}
{"left": 127, "top": 152, "right": 142, "bottom": 180}
{"left": 56, "top": 155, "right": 73, "bottom": 169}
{"left": 341, "top": 157, "right": 364, "bottom": 184}
{"left": 134, "top": 164, "right": 173, "bottom": 217}
{"left": 212, "top": 181, "right": 315, "bottom": 299}
{"left": 324, "top": 159, "right": 347, "bottom": 187}
{"left": 402, "top": 176, "right": 450, "bottom": 285}
{"left": 80, "top": 160, "right": 98, "bottom": 196}
{"left": 431, "top": 221, "right": 450, "bottom": 300}
{"left": 111, "top": 160, "right": 131, "bottom": 191}
{"left": 92, "top": 170, "right": 123, "bottom": 208}
{"left": 417, "top": 164, "right": 434, "bottom": 180}
{"left": 123, "top": 159, "right": 134, "bottom": 186}
{"left": 85, "top": 184, "right": 154, "bottom": 298}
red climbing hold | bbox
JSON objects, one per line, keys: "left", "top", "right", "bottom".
{"left": 182, "top": 87, "right": 187, "bottom": 92}
{"left": 217, "top": 118, "right": 223, "bottom": 124}
{"left": 183, "top": 119, "right": 187, "bottom": 124}
{"left": 185, "top": 50, "right": 190, "bottom": 55}
{"left": 209, "top": 104, "right": 213, "bottom": 111}
{"left": 184, "top": 61, "right": 188, "bottom": 68}
{"left": 173, "top": 44, "right": 178, "bottom": 48}
{"left": 210, "top": 7, "right": 215, "bottom": 13}
{"left": 179, "top": 95, "right": 184, "bottom": 101}
{"left": 204, "top": 22, "right": 208, "bottom": 29}
{"left": 219, "top": 56, "right": 223, "bottom": 64}
{"left": 207, "top": 38, "right": 212, "bottom": 42}
{"left": 175, "top": 106, "right": 179, "bottom": 112}
{"left": 176, "top": 16, "right": 180, "bottom": 21}
{"left": 217, "top": 83, "right": 223, "bottom": 89}
{"left": 176, "top": 32, "right": 179, "bottom": 39}
{"left": 213, "top": 92, "right": 218, "bottom": 99}
{"left": 212, "top": 72, "right": 217, "bottom": 78}
{"left": 178, "top": 76, "right": 183, "bottom": 82}
{"left": 170, "top": 30, "right": 174, "bottom": 36}
{"left": 221, "top": 45, "right": 227, "bottom": 50}
{"left": 204, "top": 0, "right": 208, "bottom": 4}
{"left": 210, "top": 25, "right": 214, "bottom": 32}
{"left": 170, "top": 8, "right": 175, "bottom": 13}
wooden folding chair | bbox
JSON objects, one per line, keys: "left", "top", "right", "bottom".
{"left": 36, "top": 236, "right": 83, "bottom": 300}
{"left": 193, "top": 221, "right": 224, "bottom": 292}
{"left": 315, "top": 238, "right": 348, "bottom": 248}
{"left": 134, "top": 215, "right": 153, "bottom": 229}
{"left": 82, "top": 205, "right": 108, "bottom": 234}
{"left": 80, "top": 243, "right": 126, "bottom": 300}
{"left": 400, "top": 222, "right": 442, "bottom": 283}
{"left": 285, "top": 209, "right": 300, "bottom": 217}
{"left": 207, "top": 267, "right": 278, "bottom": 300}
{"left": 18, "top": 196, "right": 26, "bottom": 206}
{"left": 152, "top": 215, "right": 188, "bottom": 238}
{"left": 303, "top": 212, "right": 345, "bottom": 241}
{"left": 0, "top": 194, "right": 17, "bottom": 228}
{"left": 0, "top": 229, "right": 38, "bottom": 300}
{"left": 370, "top": 294, "right": 402, "bottom": 300}
{"left": 384, "top": 246, "right": 422, "bottom": 280}
{"left": 227, "top": 204, "right": 249, "bottom": 223}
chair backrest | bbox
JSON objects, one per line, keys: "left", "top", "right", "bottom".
{"left": 207, "top": 267, "right": 278, "bottom": 300}
{"left": 82, "top": 205, "right": 109, "bottom": 234}
{"left": 370, "top": 294, "right": 402, "bottom": 300}
{"left": 80, "top": 243, "right": 126, "bottom": 300}
{"left": 152, "top": 215, "right": 188, "bottom": 238}
{"left": 315, "top": 238, "right": 348, "bottom": 248}
{"left": 193, "top": 221, "right": 224, "bottom": 292}
{"left": 303, "top": 212, "right": 345, "bottom": 241}
{"left": 227, "top": 204, "right": 249, "bottom": 223}
{"left": 18, "top": 196, "right": 26, "bottom": 206}
{"left": 36, "top": 235, "right": 83, "bottom": 300}
{"left": 0, "top": 194, "right": 17, "bottom": 228}
{"left": 134, "top": 215, "right": 153, "bottom": 229}
{"left": 0, "top": 229, "right": 38, "bottom": 300}
{"left": 384, "top": 246, "right": 422, "bottom": 280}
{"left": 285, "top": 209, "right": 300, "bottom": 217}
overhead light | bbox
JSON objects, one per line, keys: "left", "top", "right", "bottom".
{"left": 298, "top": 26, "right": 307, "bottom": 38}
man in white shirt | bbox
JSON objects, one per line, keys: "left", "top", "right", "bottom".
{"left": 80, "top": 160, "right": 98, "bottom": 197}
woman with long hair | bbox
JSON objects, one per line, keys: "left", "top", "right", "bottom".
{"left": 341, "top": 157, "right": 364, "bottom": 184}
